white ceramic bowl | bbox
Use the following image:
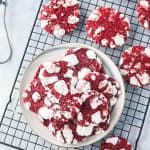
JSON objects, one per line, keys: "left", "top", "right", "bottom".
{"left": 20, "top": 43, "right": 125, "bottom": 147}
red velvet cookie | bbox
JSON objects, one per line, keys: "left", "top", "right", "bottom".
{"left": 39, "top": 0, "right": 80, "bottom": 36}
{"left": 64, "top": 47, "right": 104, "bottom": 75}
{"left": 24, "top": 60, "right": 83, "bottom": 122}
{"left": 49, "top": 120, "right": 85, "bottom": 144}
{"left": 35, "top": 60, "right": 80, "bottom": 95}
{"left": 77, "top": 91, "right": 109, "bottom": 126}
{"left": 76, "top": 91, "right": 110, "bottom": 137}
{"left": 35, "top": 61, "right": 77, "bottom": 87}
{"left": 137, "top": 0, "right": 150, "bottom": 29}
{"left": 36, "top": 61, "right": 83, "bottom": 120}
{"left": 46, "top": 90, "right": 83, "bottom": 120}
{"left": 86, "top": 7, "right": 130, "bottom": 48}
{"left": 22, "top": 78, "right": 46, "bottom": 113}
{"left": 119, "top": 46, "right": 150, "bottom": 87}
{"left": 84, "top": 72, "right": 121, "bottom": 106}
{"left": 100, "top": 136, "right": 132, "bottom": 150}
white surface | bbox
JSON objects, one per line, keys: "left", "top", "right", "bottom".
{"left": 0, "top": 0, "right": 40, "bottom": 149}
{"left": 0, "top": 144, "right": 16, "bottom": 150}
{"left": 0, "top": 0, "right": 41, "bottom": 119}
{"left": 0, "top": 0, "right": 150, "bottom": 149}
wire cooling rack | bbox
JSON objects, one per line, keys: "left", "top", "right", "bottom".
{"left": 0, "top": 0, "right": 150, "bottom": 149}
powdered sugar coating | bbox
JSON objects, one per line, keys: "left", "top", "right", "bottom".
{"left": 86, "top": 7, "right": 130, "bottom": 48}
{"left": 38, "top": 106, "right": 54, "bottom": 120}
{"left": 76, "top": 124, "right": 94, "bottom": 136}
{"left": 22, "top": 79, "right": 46, "bottom": 112}
{"left": 53, "top": 25, "right": 66, "bottom": 37}
{"left": 137, "top": 0, "right": 150, "bottom": 29}
{"left": 88, "top": 9, "right": 100, "bottom": 21}
{"left": 106, "top": 136, "right": 119, "bottom": 145}
{"left": 78, "top": 68, "right": 91, "bottom": 79}
{"left": 86, "top": 50, "right": 97, "bottom": 59}
{"left": 49, "top": 123, "right": 75, "bottom": 144}
{"left": 63, "top": 54, "right": 79, "bottom": 66}
{"left": 39, "top": 0, "right": 80, "bottom": 36}
{"left": 63, "top": 0, "right": 79, "bottom": 7}
{"left": 54, "top": 80, "right": 69, "bottom": 96}
{"left": 76, "top": 80, "right": 91, "bottom": 93}
{"left": 43, "top": 61, "right": 61, "bottom": 73}
{"left": 68, "top": 15, "right": 79, "bottom": 24}
{"left": 91, "top": 111, "right": 102, "bottom": 124}
{"left": 119, "top": 46, "right": 150, "bottom": 87}
{"left": 32, "top": 92, "right": 41, "bottom": 102}
{"left": 112, "top": 34, "right": 125, "bottom": 47}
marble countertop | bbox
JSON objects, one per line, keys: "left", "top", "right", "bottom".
{"left": 0, "top": 0, "right": 41, "bottom": 118}
{"left": 0, "top": 0, "right": 149, "bottom": 149}
{"left": 0, "top": 0, "right": 41, "bottom": 149}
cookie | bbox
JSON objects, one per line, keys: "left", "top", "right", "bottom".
{"left": 86, "top": 7, "right": 130, "bottom": 48}
{"left": 36, "top": 60, "right": 77, "bottom": 88}
{"left": 76, "top": 91, "right": 109, "bottom": 126}
{"left": 39, "top": 0, "right": 80, "bottom": 36}
{"left": 49, "top": 120, "right": 85, "bottom": 144}
{"left": 119, "top": 46, "right": 150, "bottom": 87}
{"left": 76, "top": 90, "right": 110, "bottom": 137}
{"left": 64, "top": 47, "right": 104, "bottom": 74}
{"left": 137, "top": 0, "right": 150, "bottom": 29}
{"left": 22, "top": 78, "right": 46, "bottom": 113}
{"left": 100, "top": 136, "right": 132, "bottom": 150}
{"left": 84, "top": 72, "right": 121, "bottom": 106}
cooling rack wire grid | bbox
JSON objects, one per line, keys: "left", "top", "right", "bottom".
{"left": 0, "top": 0, "right": 150, "bottom": 149}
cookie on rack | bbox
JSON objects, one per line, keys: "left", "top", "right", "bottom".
{"left": 86, "top": 7, "right": 130, "bottom": 48}
{"left": 136, "top": 0, "right": 150, "bottom": 29}
{"left": 39, "top": 0, "right": 80, "bottom": 37}
{"left": 119, "top": 46, "right": 150, "bottom": 87}
{"left": 100, "top": 136, "right": 132, "bottom": 150}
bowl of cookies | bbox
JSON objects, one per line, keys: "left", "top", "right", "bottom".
{"left": 20, "top": 43, "right": 125, "bottom": 147}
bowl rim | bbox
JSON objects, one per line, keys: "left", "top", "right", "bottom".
{"left": 20, "top": 42, "right": 125, "bottom": 147}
